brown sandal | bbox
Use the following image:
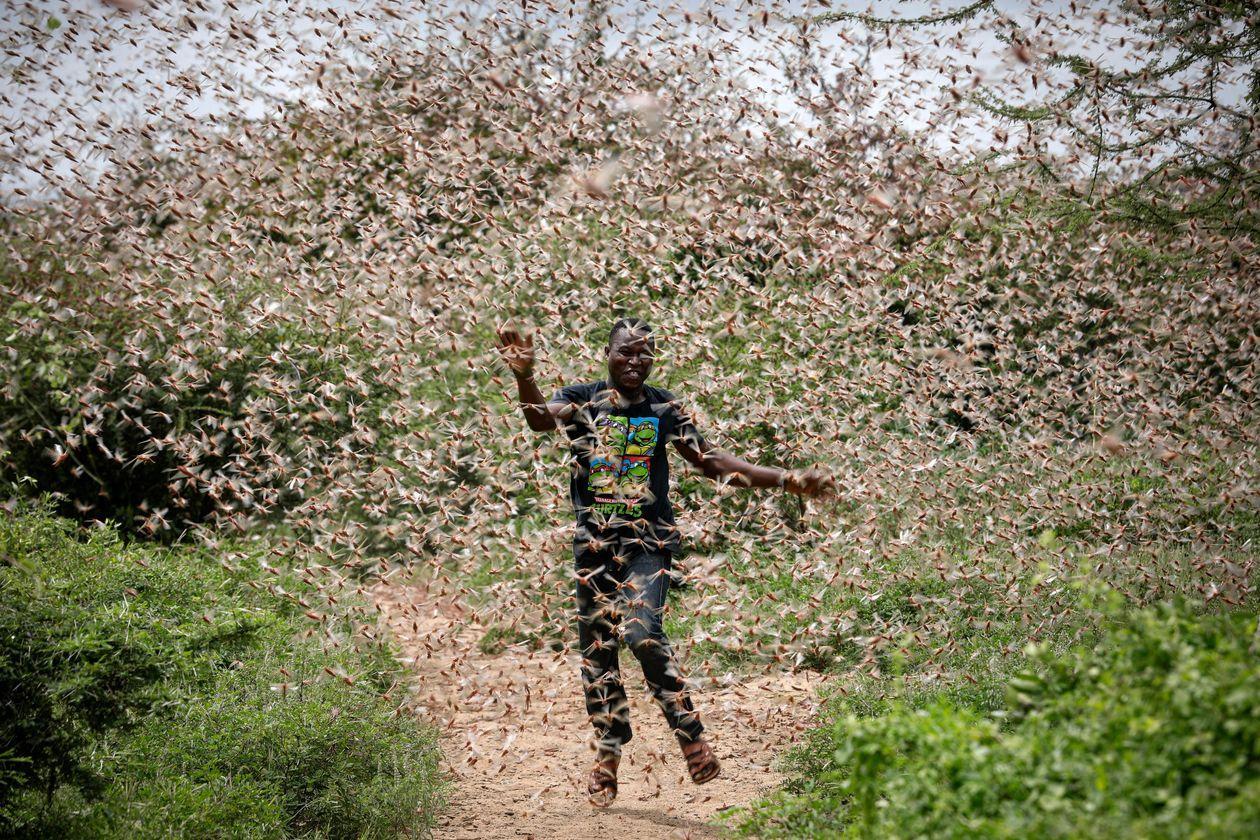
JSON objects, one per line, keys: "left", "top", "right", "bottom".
{"left": 587, "top": 752, "right": 619, "bottom": 807}
{"left": 680, "top": 736, "right": 720, "bottom": 784}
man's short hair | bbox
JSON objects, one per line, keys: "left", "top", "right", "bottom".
{"left": 609, "top": 317, "right": 654, "bottom": 348}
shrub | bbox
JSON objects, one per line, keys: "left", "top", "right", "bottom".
{"left": 0, "top": 499, "right": 447, "bottom": 837}
{"left": 0, "top": 252, "right": 406, "bottom": 541}
{"left": 722, "top": 593, "right": 1260, "bottom": 838}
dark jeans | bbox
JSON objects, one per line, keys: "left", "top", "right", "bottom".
{"left": 575, "top": 545, "right": 704, "bottom": 755}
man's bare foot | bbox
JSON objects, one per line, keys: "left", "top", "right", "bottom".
{"left": 587, "top": 750, "right": 619, "bottom": 807}
{"left": 680, "top": 736, "right": 720, "bottom": 784}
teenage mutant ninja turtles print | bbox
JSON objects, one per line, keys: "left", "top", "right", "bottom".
{"left": 549, "top": 380, "right": 709, "bottom": 557}
{"left": 589, "top": 415, "right": 661, "bottom": 517}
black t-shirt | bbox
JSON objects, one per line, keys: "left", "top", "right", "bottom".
{"left": 548, "top": 380, "right": 708, "bottom": 559}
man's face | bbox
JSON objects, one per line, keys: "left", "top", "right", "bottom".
{"left": 607, "top": 329, "right": 655, "bottom": 392}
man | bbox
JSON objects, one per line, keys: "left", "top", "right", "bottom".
{"left": 496, "top": 316, "right": 832, "bottom": 808}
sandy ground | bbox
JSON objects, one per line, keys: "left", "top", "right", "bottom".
{"left": 372, "top": 575, "right": 830, "bottom": 840}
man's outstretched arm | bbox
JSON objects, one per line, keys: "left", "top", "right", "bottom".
{"left": 514, "top": 373, "right": 565, "bottom": 432}
{"left": 496, "top": 323, "right": 574, "bottom": 433}
{"left": 673, "top": 437, "right": 833, "bottom": 497}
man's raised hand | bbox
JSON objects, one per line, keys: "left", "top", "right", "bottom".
{"left": 495, "top": 323, "right": 536, "bottom": 378}
{"left": 784, "top": 465, "right": 836, "bottom": 499}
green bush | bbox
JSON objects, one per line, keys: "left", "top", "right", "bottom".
{"left": 0, "top": 235, "right": 405, "bottom": 540}
{"left": 0, "top": 500, "right": 447, "bottom": 837}
{"left": 722, "top": 593, "right": 1260, "bottom": 838}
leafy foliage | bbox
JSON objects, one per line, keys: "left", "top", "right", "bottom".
{"left": 722, "top": 592, "right": 1260, "bottom": 838}
{"left": 0, "top": 228, "right": 406, "bottom": 540}
{"left": 0, "top": 500, "right": 446, "bottom": 837}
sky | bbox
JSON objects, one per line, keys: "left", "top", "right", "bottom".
{"left": 0, "top": 0, "right": 1249, "bottom": 203}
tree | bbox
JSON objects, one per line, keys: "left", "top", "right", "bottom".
{"left": 808, "top": 0, "right": 1260, "bottom": 234}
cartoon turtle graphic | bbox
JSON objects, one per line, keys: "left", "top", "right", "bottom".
{"left": 597, "top": 416, "right": 629, "bottom": 450}
{"left": 621, "top": 457, "right": 650, "bottom": 489}
{"left": 588, "top": 459, "right": 618, "bottom": 493}
{"left": 624, "top": 419, "right": 659, "bottom": 455}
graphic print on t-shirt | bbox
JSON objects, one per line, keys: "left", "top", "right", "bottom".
{"left": 588, "top": 414, "right": 659, "bottom": 517}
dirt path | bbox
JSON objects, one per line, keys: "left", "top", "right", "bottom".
{"left": 372, "top": 574, "right": 830, "bottom": 840}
